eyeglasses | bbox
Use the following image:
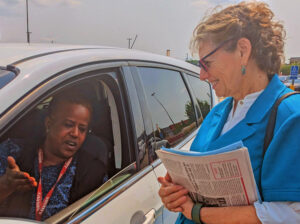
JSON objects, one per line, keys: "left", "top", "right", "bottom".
{"left": 199, "top": 38, "right": 234, "bottom": 72}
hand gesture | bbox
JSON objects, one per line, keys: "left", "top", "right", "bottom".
{"left": 4, "top": 156, "right": 37, "bottom": 191}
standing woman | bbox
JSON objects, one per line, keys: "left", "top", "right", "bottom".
{"left": 158, "top": 2, "right": 300, "bottom": 224}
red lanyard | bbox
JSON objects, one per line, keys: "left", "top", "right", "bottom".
{"left": 35, "top": 148, "right": 73, "bottom": 221}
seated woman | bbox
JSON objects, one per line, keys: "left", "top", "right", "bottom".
{"left": 0, "top": 90, "right": 107, "bottom": 221}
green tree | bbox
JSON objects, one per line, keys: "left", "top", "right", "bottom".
{"left": 197, "top": 99, "right": 210, "bottom": 118}
{"left": 185, "top": 101, "right": 196, "bottom": 122}
{"left": 186, "top": 59, "right": 199, "bottom": 66}
{"left": 280, "top": 63, "right": 300, "bottom": 76}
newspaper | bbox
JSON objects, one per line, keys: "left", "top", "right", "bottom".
{"left": 156, "top": 141, "right": 259, "bottom": 207}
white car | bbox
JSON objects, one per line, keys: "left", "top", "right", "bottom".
{"left": 0, "top": 43, "right": 217, "bottom": 224}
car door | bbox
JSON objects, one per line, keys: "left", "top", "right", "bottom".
{"left": 0, "top": 62, "right": 163, "bottom": 224}
{"left": 46, "top": 65, "right": 163, "bottom": 224}
{"left": 128, "top": 64, "right": 214, "bottom": 223}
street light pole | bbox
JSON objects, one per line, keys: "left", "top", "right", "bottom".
{"left": 26, "top": 0, "right": 31, "bottom": 44}
{"left": 151, "top": 92, "right": 175, "bottom": 125}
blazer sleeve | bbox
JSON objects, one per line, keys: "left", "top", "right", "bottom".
{"left": 261, "top": 112, "right": 300, "bottom": 201}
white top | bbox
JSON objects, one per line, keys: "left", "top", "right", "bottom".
{"left": 220, "top": 90, "right": 300, "bottom": 223}
{"left": 221, "top": 90, "right": 263, "bottom": 135}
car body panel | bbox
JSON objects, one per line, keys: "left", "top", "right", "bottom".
{"left": 0, "top": 44, "right": 199, "bottom": 116}
{"left": 0, "top": 44, "right": 215, "bottom": 224}
{"left": 80, "top": 167, "right": 161, "bottom": 224}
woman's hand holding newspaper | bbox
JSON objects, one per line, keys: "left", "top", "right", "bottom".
{"left": 158, "top": 173, "right": 194, "bottom": 219}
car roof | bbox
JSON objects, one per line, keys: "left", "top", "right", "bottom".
{"left": 0, "top": 43, "right": 197, "bottom": 69}
{"left": 0, "top": 43, "right": 200, "bottom": 115}
{"left": 0, "top": 43, "right": 121, "bottom": 65}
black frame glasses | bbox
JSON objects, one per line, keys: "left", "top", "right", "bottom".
{"left": 199, "top": 38, "right": 234, "bottom": 72}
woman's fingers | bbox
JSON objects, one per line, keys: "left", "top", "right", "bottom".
{"left": 16, "top": 184, "right": 35, "bottom": 191}
{"left": 171, "top": 207, "right": 183, "bottom": 213}
{"left": 165, "top": 173, "right": 172, "bottom": 182}
{"left": 163, "top": 188, "right": 189, "bottom": 204}
{"left": 29, "top": 177, "right": 37, "bottom": 187}
{"left": 166, "top": 195, "right": 188, "bottom": 209}
{"left": 157, "top": 176, "right": 174, "bottom": 188}
{"left": 5, "top": 158, "right": 37, "bottom": 190}
{"left": 158, "top": 174, "right": 190, "bottom": 212}
{"left": 9, "top": 175, "right": 36, "bottom": 190}
{"left": 7, "top": 170, "right": 30, "bottom": 180}
{"left": 7, "top": 156, "right": 20, "bottom": 171}
{"left": 159, "top": 184, "right": 184, "bottom": 197}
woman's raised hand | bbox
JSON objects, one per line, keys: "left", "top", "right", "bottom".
{"left": 5, "top": 156, "right": 37, "bottom": 191}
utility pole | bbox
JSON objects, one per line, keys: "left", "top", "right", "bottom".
{"left": 127, "top": 38, "right": 132, "bottom": 49}
{"left": 127, "top": 35, "right": 138, "bottom": 49}
{"left": 26, "top": 0, "right": 31, "bottom": 43}
{"left": 130, "top": 34, "right": 138, "bottom": 49}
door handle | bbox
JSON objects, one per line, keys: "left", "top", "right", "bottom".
{"left": 130, "top": 209, "right": 156, "bottom": 224}
{"left": 143, "top": 209, "right": 155, "bottom": 224}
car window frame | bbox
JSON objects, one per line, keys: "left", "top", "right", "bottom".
{"left": 0, "top": 62, "right": 144, "bottom": 223}
{"left": 128, "top": 62, "right": 204, "bottom": 162}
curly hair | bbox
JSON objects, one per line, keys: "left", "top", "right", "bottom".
{"left": 190, "top": 1, "right": 285, "bottom": 76}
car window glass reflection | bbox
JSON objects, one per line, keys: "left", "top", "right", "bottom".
{"left": 186, "top": 74, "right": 212, "bottom": 120}
{"left": 138, "top": 67, "right": 197, "bottom": 153}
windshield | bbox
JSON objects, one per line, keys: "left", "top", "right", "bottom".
{"left": 0, "top": 67, "right": 17, "bottom": 89}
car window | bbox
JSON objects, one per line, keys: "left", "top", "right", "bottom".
{"left": 0, "top": 73, "right": 136, "bottom": 222}
{"left": 137, "top": 67, "right": 198, "bottom": 154}
{"left": 186, "top": 74, "right": 211, "bottom": 121}
{"left": 0, "top": 68, "right": 17, "bottom": 89}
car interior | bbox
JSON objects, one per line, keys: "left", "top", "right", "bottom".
{"left": 0, "top": 78, "right": 124, "bottom": 187}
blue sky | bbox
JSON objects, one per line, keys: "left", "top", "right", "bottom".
{"left": 0, "top": 0, "right": 299, "bottom": 62}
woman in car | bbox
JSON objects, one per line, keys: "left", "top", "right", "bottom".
{"left": 158, "top": 2, "right": 300, "bottom": 224}
{"left": 0, "top": 90, "right": 107, "bottom": 221}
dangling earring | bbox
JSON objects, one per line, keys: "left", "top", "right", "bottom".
{"left": 241, "top": 65, "right": 246, "bottom": 75}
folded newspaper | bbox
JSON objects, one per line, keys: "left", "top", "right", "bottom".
{"left": 156, "top": 141, "right": 260, "bottom": 207}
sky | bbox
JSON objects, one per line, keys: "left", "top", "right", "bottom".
{"left": 0, "top": 0, "right": 299, "bottom": 62}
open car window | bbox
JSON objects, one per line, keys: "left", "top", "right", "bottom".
{"left": 45, "top": 162, "right": 136, "bottom": 223}
{"left": 0, "top": 70, "right": 136, "bottom": 223}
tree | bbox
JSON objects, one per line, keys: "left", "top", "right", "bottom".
{"left": 280, "top": 63, "right": 300, "bottom": 76}
{"left": 186, "top": 59, "right": 199, "bottom": 66}
{"left": 185, "top": 101, "right": 196, "bottom": 122}
{"left": 197, "top": 99, "right": 210, "bottom": 118}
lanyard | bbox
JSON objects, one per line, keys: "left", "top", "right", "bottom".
{"left": 35, "top": 148, "right": 73, "bottom": 221}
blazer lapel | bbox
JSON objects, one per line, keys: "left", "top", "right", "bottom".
{"left": 245, "top": 75, "right": 287, "bottom": 124}
{"left": 206, "top": 75, "right": 287, "bottom": 151}
{"left": 205, "top": 98, "right": 233, "bottom": 150}
{"left": 208, "top": 121, "right": 256, "bottom": 149}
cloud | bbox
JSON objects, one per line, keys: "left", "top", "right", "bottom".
{"left": 0, "top": 0, "right": 81, "bottom": 17}
{"left": 190, "top": 0, "right": 243, "bottom": 8}
{"left": 0, "top": 0, "right": 22, "bottom": 6}
{"left": 0, "top": 0, "right": 23, "bottom": 17}
{"left": 32, "top": 0, "right": 82, "bottom": 7}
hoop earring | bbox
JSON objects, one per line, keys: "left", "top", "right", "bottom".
{"left": 241, "top": 65, "right": 246, "bottom": 75}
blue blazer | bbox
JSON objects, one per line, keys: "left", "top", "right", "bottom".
{"left": 177, "top": 75, "right": 300, "bottom": 224}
